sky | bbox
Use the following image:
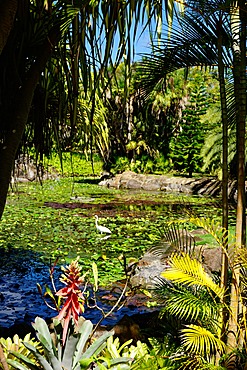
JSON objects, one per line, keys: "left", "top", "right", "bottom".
{"left": 111, "top": 21, "right": 165, "bottom": 64}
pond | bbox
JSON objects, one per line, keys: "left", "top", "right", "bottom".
{"left": 0, "top": 177, "right": 236, "bottom": 336}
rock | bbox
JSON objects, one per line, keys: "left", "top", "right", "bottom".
{"left": 99, "top": 170, "right": 246, "bottom": 201}
{"left": 202, "top": 247, "right": 222, "bottom": 273}
{"left": 99, "top": 171, "right": 209, "bottom": 194}
{"left": 129, "top": 251, "right": 169, "bottom": 290}
{"left": 130, "top": 246, "right": 223, "bottom": 291}
{"left": 12, "top": 155, "right": 58, "bottom": 183}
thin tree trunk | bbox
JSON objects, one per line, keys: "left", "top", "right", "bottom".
{"left": 217, "top": 14, "right": 229, "bottom": 344}
{"left": 227, "top": 0, "right": 246, "bottom": 350}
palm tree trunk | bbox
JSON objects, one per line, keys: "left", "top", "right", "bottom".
{"left": 227, "top": 0, "right": 246, "bottom": 350}
{"left": 217, "top": 14, "right": 229, "bottom": 344}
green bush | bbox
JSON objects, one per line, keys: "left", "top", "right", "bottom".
{"left": 43, "top": 152, "right": 103, "bottom": 177}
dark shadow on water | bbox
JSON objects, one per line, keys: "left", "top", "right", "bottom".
{"left": 76, "top": 178, "right": 101, "bottom": 184}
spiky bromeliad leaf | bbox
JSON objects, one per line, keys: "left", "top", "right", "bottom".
{"left": 80, "top": 330, "right": 114, "bottom": 361}
{"left": 24, "top": 342, "right": 61, "bottom": 370}
{"left": 161, "top": 253, "right": 225, "bottom": 300}
{"left": 7, "top": 355, "right": 39, "bottom": 370}
{"left": 9, "top": 343, "right": 55, "bottom": 370}
{"left": 32, "top": 317, "right": 55, "bottom": 352}
{"left": 71, "top": 320, "right": 94, "bottom": 369}
{"left": 180, "top": 324, "right": 226, "bottom": 357}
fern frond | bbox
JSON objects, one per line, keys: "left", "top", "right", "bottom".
{"left": 180, "top": 324, "right": 226, "bottom": 357}
{"left": 161, "top": 253, "right": 225, "bottom": 300}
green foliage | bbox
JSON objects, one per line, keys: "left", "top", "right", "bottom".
{"left": 156, "top": 280, "right": 220, "bottom": 323}
{"left": 101, "top": 336, "right": 182, "bottom": 370}
{"left": 129, "top": 337, "right": 182, "bottom": 369}
{"left": 161, "top": 253, "right": 224, "bottom": 299}
{"left": 169, "top": 83, "right": 208, "bottom": 177}
{"left": 152, "top": 218, "right": 247, "bottom": 367}
{"left": 111, "top": 157, "right": 131, "bottom": 174}
{"left": 105, "top": 55, "right": 221, "bottom": 177}
{"left": 7, "top": 317, "right": 133, "bottom": 370}
{"left": 180, "top": 325, "right": 225, "bottom": 359}
{"left": 3, "top": 319, "right": 185, "bottom": 370}
{"left": 42, "top": 152, "right": 103, "bottom": 177}
{"left": 155, "top": 251, "right": 226, "bottom": 364}
{"left": 201, "top": 124, "right": 238, "bottom": 179}
{"left": 110, "top": 154, "right": 170, "bottom": 175}
{"left": 0, "top": 334, "right": 41, "bottom": 370}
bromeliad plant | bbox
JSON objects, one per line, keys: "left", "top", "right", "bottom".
{"left": 38, "top": 257, "right": 89, "bottom": 345}
{"left": 38, "top": 257, "right": 130, "bottom": 345}
{"left": 6, "top": 258, "right": 134, "bottom": 370}
{"left": 7, "top": 316, "right": 133, "bottom": 370}
{"left": 56, "top": 258, "right": 87, "bottom": 345}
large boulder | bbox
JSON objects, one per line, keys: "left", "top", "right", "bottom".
{"left": 129, "top": 247, "right": 222, "bottom": 290}
{"left": 129, "top": 251, "right": 169, "bottom": 290}
{"left": 99, "top": 170, "right": 223, "bottom": 196}
{"left": 99, "top": 171, "right": 194, "bottom": 193}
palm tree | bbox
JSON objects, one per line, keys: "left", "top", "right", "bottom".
{"left": 152, "top": 219, "right": 247, "bottom": 367}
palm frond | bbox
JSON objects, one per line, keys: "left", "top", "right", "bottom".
{"left": 161, "top": 252, "right": 225, "bottom": 300}
{"left": 149, "top": 222, "right": 197, "bottom": 258}
{"left": 137, "top": 9, "right": 231, "bottom": 99}
{"left": 160, "top": 288, "right": 220, "bottom": 323}
{"left": 180, "top": 324, "right": 226, "bottom": 358}
{"left": 175, "top": 217, "right": 238, "bottom": 270}
{"left": 175, "top": 353, "right": 225, "bottom": 370}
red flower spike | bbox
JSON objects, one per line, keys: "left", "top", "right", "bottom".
{"left": 56, "top": 258, "right": 86, "bottom": 345}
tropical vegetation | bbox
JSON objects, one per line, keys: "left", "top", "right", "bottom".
{"left": 1, "top": 0, "right": 247, "bottom": 369}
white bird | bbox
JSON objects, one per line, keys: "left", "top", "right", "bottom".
{"left": 94, "top": 215, "right": 111, "bottom": 234}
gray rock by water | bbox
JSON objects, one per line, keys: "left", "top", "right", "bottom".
{"left": 129, "top": 247, "right": 222, "bottom": 290}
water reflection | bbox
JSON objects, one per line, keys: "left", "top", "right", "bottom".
{"left": 99, "top": 234, "right": 111, "bottom": 241}
{"left": 0, "top": 248, "right": 153, "bottom": 336}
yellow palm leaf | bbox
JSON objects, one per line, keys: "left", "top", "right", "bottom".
{"left": 161, "top": 252, "right": 225, "bottom": 300}
{"left": 181, "top": 324, "right": 226, "bottom": 356}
